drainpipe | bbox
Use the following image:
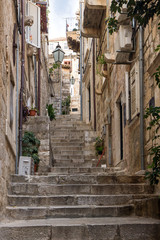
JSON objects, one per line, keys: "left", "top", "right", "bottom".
{"left": 19, "top": 0, "right": 25, "bottom": 157}
{"left": 15, "top": 20, "right": 20, "bottom": 174}
{"left": 106, "top": 0, "right": 109, "bottom": 50}
{"left": 80, "top": 1, "right": 83, "bottom": 120}
{"left": 34, "top": 55, "right": 38, "bottom": 109}
{"left": 139, "top": 24, "right": 144, "bottom": 170}
{"left": 92, "top": 39, "right": 96, "bottom": 131}
{"left": 38, "top": 48, "right": 41, "bottom": 115}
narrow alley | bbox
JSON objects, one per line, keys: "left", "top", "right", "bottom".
{"left": 0, "top": 0, "right": 160, "bottom": 239}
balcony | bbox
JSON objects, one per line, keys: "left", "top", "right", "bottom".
{"left": 82, "top": 0, "right": 106, "bottom": 38}
{"left": 105, "top": 25, "right": 133, "bottom": 64}
{"left": 66, "top": 31, "right": 80, "bottom": 53}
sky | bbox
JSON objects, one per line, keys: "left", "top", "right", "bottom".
{"left": 49, "top": 0, "right": 79, "bottom": 40}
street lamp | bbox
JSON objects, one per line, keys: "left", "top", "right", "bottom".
{"left": 52, "top": 43, "right": 65, "bottom": 114}
{"left": 52, "top": 42, "right": 65, "bottom": 64}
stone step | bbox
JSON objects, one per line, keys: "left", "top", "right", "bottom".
{"left": 51, "top": 137, "right": 84, "bottom": 143}
{"left": 8, "top": 194, "right": 153, "bottom": 207}
{"left": 51, "top": 125, "right": 91, "bottom": 131}
{"left": 6, "top": 204, "right": 134, "bottom": 220}
{"left": 52, "top": 146, "right": 82, "bottom": 151}
{"left": 49, "top": 167, "right": 120, "bottom": 174}
{"left": 51, "top": 132, "right": 84, "bottom": 137}
{"left": 10, "top": 183, "right": 153, "bottom": 196}
{"left": 53, "top": 154, "right": 84, "bottom": 160}
{"left": 0, "top": 217, "right": 160, "bottom": 240}
{"left": 51, "top": 142, "right": 85, "bottom": 147}
{"left": 53, "top": 150, "right": 83, "bottom": 155}
{"left": 53, "top": 161, "right": 93, "bottom": 168}
{"left": 11, "top": 174, "right": 146, "bottom": 185}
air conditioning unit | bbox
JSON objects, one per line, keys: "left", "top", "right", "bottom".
{"left": 114, "top": 25, "right": 132, "bottom": 63}
{"left": 115, "top": 25, "right": 132, "bottom": 51}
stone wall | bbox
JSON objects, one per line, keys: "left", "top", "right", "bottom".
{"left": 143, "top": 16, "right": 160, "bottom": 167}
{"left": 0, "top": 0, "right": 50, "bottom": 218}
{"left": 0, "top": 0, "right": 17, "bottom": 218}
{"left": 23, "top": 116, "right": 50, "bottom": 173}
{"left": 81, "top": 1, "right": 160, "bottom": 174}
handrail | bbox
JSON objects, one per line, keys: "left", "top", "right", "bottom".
{"left": 96, "top": 148, "right": 105, "bottom": 167}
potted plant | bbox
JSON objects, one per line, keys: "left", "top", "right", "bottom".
{"left": 95, "top": 136, "right": 104, "bottom": 156}
{"left": 22, "top": 131, "right": 40, "bottom": 172}
{"left": 29, "top": 106, "right": 37, "bottom": 116}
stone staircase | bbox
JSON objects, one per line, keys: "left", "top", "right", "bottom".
{"left": 50, "top": 114, "right": 97, "bottom": 168}
{"left": 0, "top": 115, "right": 160, "bottom": 239}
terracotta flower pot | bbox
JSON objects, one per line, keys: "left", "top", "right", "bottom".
{"left": 29, "top": 109, "right": 37, "bottom": 116}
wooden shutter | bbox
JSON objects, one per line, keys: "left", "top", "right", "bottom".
{"left": 130, "top": 61, "right": 139, "bottom": 119}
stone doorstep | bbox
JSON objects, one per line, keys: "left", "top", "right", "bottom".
{"left": 0, "top": 217, "right": 160, "bottom": 240}
{"left": 10, "top": 183, "right": 153, "bottom": 196}
{"left": 6, "top": 205, "right": 135, "bottom": 220}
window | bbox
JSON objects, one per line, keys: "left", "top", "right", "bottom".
{"left": 72, "top": 108, "right": 78, "bottom": 112}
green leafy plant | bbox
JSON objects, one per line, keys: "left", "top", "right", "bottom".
{"left": 95, "top": 137, "right": 104, "bottom": 156}
{"left": 49, "top": 63, "right": 60, "bottom": 74}
{"left": 107, "top": 0, "right": 160, "bottom": 34}
{"left": 22, "top": 131, "right": 40, "bottom": 170}
{"left": 46, "top": 104, "right": 56, "bottom": 121}
{"left": 96, "top": 55, "right": 107, "bottom": 76}
{"left": 144, "top": 106, "right": 160, "bottom": 185}
{"left": 62, "top": 95, "right": 71, "bottom": 115}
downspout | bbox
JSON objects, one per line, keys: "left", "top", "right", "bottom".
{"left": 38, "top": 48, "right": 41, "bottom": 115}
{"left": 19, "top": 0, "right": 25, "bottom": 157}
{"left": 139, "top": 25, "right": 145, "bottom": 170}
{"left": 34, "top": 55, "right": 38, "bottom": 108}
{"left": 106, "top": 0, "right": 109, "bottom": 51}
{"left": 92, "top": 39, "right": 96, "bottom": 131}
{"left": 15, "top": 3, "right": 20, "bottom": 174}
{"left": 80, "top": 1, "right": 83, "bottom": 120}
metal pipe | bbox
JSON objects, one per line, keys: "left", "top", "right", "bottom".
{"left": 139, "top": 25, "right": 144, "bottom": 170}
{"left": 34, "top": 55, "right": 38, "bottom": 108}
{"left": 19, "top": 0, "right": 25, "bottom": 157}
{"left": 80, "top": 1, "right": 83, "bottom": 120}
{"left": 60, "top": 64, "right": 62, "bottom": 115}
{"left": 38, "top": 48, "right": 41, "bottom": 115}
{"left": 92, "top": 38, "right": 96, "bottom": 131}
{"left": 15, "top": 29, "right": 19, "bottom": 174}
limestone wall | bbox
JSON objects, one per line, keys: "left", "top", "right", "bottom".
{"left": 0, "top": 0, "right": 50, "bottom": 218}
{"left": 82, "top": 2, "right": 160, "bottom": 173}
{"left": 23, "top": 116, "right": 50, "bottom": 173}
{"left": 0, "top": 0, "right": 17, "bottom": 218}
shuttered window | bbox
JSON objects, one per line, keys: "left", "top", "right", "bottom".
{"left": 130, "top": 61, "right": 140, "bottom": 119}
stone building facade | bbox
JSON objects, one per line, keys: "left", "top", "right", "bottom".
{"left": 77, "top": 0, "right": 160, "bottom": 174}
{"left": 0, "top": 0, "right": 49, "bottom": 217}
{"left": 48, "top": 38, "right": 80, "bottom": 115}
